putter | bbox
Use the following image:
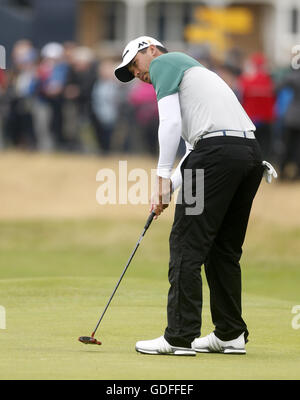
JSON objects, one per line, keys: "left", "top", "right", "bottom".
{"left": 78, "top": 211, "right": 156, "bottom": 346}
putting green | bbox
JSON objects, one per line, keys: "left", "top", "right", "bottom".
{"left": 0, "top": 217, "right": 299, "bottom": 380}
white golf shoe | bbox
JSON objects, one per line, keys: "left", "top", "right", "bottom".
{"left": 135, "top": 336, "right": 196, "bottom": 356}
{"left": 192, "top": 332, "right": 246, "bottom": 354}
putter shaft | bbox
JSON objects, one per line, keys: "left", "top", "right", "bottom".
{"left": 91, "top": 211, "right": 156, "bottom": 336}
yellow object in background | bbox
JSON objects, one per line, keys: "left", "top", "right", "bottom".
{"left": 184, "top": 6, "right": 254, "bottom": 53}
{"left": 184, "top": 25, "right": 227, "bottom": 51}
{"left": 195, "top": 7, "right": 253, "bottom": 34}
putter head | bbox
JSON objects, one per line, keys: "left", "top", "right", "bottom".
{"left": 78, "top": 336, "right": 102, "bottom": 345}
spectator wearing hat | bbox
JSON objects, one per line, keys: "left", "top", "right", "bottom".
{"left": 4, "top": 40, "right": 38, "bottom": 149}
{"left": 64, "top": 46, "right": 98, "bottom": 152}
{"left": 37, "top": 42, "right": 69, "bottom": 150}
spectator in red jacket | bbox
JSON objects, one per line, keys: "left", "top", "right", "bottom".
{"left": 239, "top": 53, "right": 276, "bottom": 158}
{"left": 0, "top": 69, "right": 5, "bottom": 89}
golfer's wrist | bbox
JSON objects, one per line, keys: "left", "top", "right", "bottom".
{"left": 156, "top": 176, "right": 172, "bottom": 193}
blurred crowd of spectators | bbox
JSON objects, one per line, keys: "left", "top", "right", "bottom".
{"left": 0, "top": 39, "right": 300, "bottom": 180}
{"left": 0, "top": 39, "right": 159, "bottom": 157}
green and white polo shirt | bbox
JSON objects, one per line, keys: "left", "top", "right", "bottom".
{"left": 150, "top": 52, "right": 201, "bottom": 102}
{"left": 149, "top": 52, "right": 255, "bottom": 146}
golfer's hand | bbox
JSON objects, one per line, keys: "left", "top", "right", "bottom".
{"left": 150, "top": 177, "right": 172, "bottom": 218}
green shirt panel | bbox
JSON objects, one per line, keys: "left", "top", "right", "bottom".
{"left": 149, "top": 52, "right": 202, "bottom": 101}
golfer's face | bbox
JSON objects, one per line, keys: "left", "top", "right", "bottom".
{"left": 129, "top": 48, "right": 152, "bottom": 84}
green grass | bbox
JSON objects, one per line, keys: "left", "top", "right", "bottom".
{"left": 0, "top": 217, "right": 300, "bottom": 380}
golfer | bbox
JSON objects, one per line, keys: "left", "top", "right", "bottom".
{"left": 115, "top": 36, "right": 268, "bottom": 356}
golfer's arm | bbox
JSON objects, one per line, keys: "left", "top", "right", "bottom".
{"left": 170, "top": 141, "right": 193, "bottom": 192}
{"left": 157, "top": 93, "right": 182, "bottom": 181}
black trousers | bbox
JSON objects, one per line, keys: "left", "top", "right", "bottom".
{"left": 164, "top": 136, "right": 263, "bottom": 348}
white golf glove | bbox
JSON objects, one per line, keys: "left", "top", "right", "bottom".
{"left": 262, "top": 161, "right": 278, "bottom": 184}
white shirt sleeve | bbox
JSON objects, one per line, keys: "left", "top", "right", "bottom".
{"left": 156, "top": 93, "right": 182, "bottom": 179}
{"left": 170, "top": 141, "right": 193, "bottom": 192}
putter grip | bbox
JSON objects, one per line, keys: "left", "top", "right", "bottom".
{"left": 144, "top": 211, "right": 156, "bottom": 231}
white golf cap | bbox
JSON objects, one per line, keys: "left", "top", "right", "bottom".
{"left": 115, "top": 36, "right": 164, "bottom": 82}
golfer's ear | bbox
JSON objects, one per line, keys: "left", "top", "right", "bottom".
{"left": 150, "top": 45, "right": 157, "bottom": 56}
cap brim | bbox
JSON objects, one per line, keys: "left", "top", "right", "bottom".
{"left": 115, "top": 61, "right": 135, "bottom": 82}
{"left": 115, "top": 36, "right": 164, "bottom": 82}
